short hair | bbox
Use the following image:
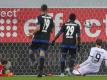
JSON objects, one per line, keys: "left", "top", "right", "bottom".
{"left": 69, "top": 13, "right": 76, "bottom": 21}
{"left": 41, "top": 4, "right": 48, "bottom": 11}
{"left": 1, "top": 59, "right": 8, "bottom": 65}
{"left": 96, "top": 39, "right": 102, "bottom": 46}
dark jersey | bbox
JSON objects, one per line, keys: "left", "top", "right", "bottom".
{"left": 32, "top": 14, "right": 54, "bottom": 44}
{"left": 60, "top": 21, "right": 80, "bottom": 48}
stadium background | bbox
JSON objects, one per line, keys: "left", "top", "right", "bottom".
{"left": 0, "top": 0, "right": 107, "bottom": 75}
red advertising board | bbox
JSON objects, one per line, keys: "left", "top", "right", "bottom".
{"left": 0, "top": 8, "right": 107, "bottom": 42}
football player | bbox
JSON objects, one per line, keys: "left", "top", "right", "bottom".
{"left": 52, "top": 13, "right": 80, "bottom": 76}
{"left": 28, "top": 4, "right": 54, "bottom": 77}
{"left": 73, "top": 39, "right": 107, "bottom": 76}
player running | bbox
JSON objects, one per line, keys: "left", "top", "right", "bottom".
{"left": 52, "top": 13, "right": 80, "bottom": 76}
{"left": 73, "top": 39, "right": 107, "bottom": 76}
{"left": 28, "top": 4, "right": 54, "bottom": 77}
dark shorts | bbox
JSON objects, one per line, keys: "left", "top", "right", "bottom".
{"left": 30, "top": 43, "right": 49, "bottom": 51}
{"left": 61, "top": 47, "right": 77, "bottom": 59}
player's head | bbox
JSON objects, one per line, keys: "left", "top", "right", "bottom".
{"left": 40, "top": 4, "right": 48, "bottom": 14}
{"left": 69, "top": 13, "right": 76, "bottom": 22}
{"left": 0, "top": 59, "right": 8, "bottom": 66}
{"left": 96, "top": 39, "right": 102, "bottom": 47}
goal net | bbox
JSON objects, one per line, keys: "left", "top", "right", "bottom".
{"left": 0, "top": 8, "right": 107, "bottom": 75}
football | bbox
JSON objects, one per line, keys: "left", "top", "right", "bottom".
{"left": 84, "top": 20, "right": 92, "bottom": 28}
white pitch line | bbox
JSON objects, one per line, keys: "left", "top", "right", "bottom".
{"left": 14, "top": 75, "right": 107, "bottom": 77}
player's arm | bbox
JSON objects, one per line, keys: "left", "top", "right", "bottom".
{"left": 52, "top": 30, "right": 62, "bottom": 42}
{"left": 32, "top": 25, "right": 40, "bottom": 34}
{"left": 52, "top": 24, "right": 65, "bottom": 43}
{"left": 27, "top": 18, "right": 40, "bottom": 36}
{"left": 28, "top": 25, "right": 40, "bottom": 36}
{"left": 76, "top": 24, "right": 81, "bottom": 51}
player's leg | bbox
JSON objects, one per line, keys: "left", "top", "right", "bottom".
{"left": 60, "top": 48, "right": 68, "bottom": 75}
{"left": 38, "top": 44, "right": 48, "bottom": 77}
{"left": 73, "top": 65, "right": 97, "bottom": 76}
{"left": 29, "top": 43, "right": 39, "bottom": 67}
{"left": 38, "top": 49, "right": 45, "bottom": 77}
{"left": 69, "top": 48, "right": 77, "bottom": 72}
{"left": 72, "top": 69, "right": 81, "bottom": 75}
{"left": 73, "top": 66, "right": 88, "bottom": 76}
{"left": 72, "top": 64, "right": 86, "bottom": 76}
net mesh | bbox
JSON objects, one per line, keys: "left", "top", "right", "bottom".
{"left": 0, "top": 8, "right": 107, "bottom": 75}
{"left": 0, "top": 42, "right": 107, "bottom": 75}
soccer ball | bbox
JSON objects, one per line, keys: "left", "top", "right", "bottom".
{"left": 84, "top": 20, "right": 92, "bottom": 28}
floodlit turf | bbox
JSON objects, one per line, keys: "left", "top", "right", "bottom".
{"left": 0, "top": 76, "right": 107, "bottom": 80}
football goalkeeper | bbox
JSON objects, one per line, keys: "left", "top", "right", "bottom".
{"left": 0, "top": 59, "right": 13, "bottom": 76}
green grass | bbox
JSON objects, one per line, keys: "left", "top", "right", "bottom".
{"left": 0, "top": 76, "right": 107, "bottom": 80}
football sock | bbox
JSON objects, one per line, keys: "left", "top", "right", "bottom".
{"left": 61, "top": 59, "right": 65, "bottom": 73}
{"left": 39, "top": 56, "right": 45, "bottom": 74}
{"left": 60, "top": 53, "right": 66, "bottom": 73}
{"left": 38, "top": 49, "right": 45, "bottom": 74}
{"left": 69, "top": 59, "right": 75, "bottom": 72}
{"left": 61, "top": 61, "right": 65, "bottom": 73}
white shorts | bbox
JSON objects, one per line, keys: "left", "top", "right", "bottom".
{"left": 72, "top": 65, "right": 99, "bottom": 75}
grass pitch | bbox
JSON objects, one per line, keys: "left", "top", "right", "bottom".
{"left": 0, "top": 75, "right": 107, "bottom": 80}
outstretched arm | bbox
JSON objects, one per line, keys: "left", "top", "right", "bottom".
{"left": 52, "top": 24, "right": 65, "bottom": 43}
{"left": 52, "top": 30, "right": 63, "bottom": 42}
